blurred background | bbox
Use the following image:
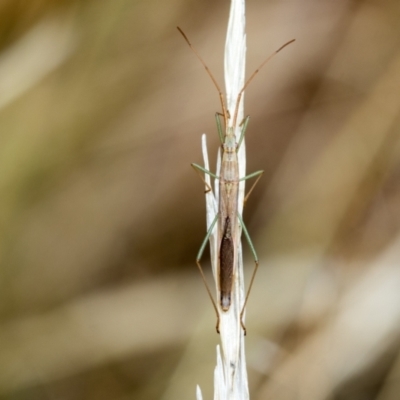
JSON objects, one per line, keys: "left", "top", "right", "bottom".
{"left": 1, "top": 0, "right": 400, "bottom": 399}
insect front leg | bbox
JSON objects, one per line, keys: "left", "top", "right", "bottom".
{"left": 236, "top": 116, "right": 250, "bottom": 150}
{"left": 215, "top": 112, "right": 225, "bottom": 143}
{"left": 196, "top": 213, "right": 221, "bottom": 333}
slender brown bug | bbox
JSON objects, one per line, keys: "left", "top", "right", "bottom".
{"left": 178, "top": 27, "right": 294, "bottom": 334}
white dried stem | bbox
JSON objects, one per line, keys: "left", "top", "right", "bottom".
{"left": 198, "top": 0, "right": 249, "bottom": 399}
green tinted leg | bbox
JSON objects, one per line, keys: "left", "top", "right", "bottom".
{"left": 237, "top": 212, "right": 259, "bottom": 335}
{"left": 196, "top": 213, "right": 221, "bottom": 333}
{"left": 240, "top": 170, "right": 264, "bottom": 205}
{"left": 237, "top": 116, "right": 250, "bottom": 150}
{"left": 191, "top": 163, "right": 219, "bottom": 193}
{"left": 215, "top": 113, "right": 224, "bottom": 143}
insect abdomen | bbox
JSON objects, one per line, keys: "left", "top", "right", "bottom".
{"left": 219, "top": 216, "right": 234, "bottom": 311}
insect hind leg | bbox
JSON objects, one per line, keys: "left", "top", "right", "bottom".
{"left": 237, "top": 212, "right": 259, "bottom": 335}
{"left": 196, "top": 213, "right": 221, "bottom": 333}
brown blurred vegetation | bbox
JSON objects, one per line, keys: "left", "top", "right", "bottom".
{"left": 1, "top": 0, "right": 400, "bottom": 399}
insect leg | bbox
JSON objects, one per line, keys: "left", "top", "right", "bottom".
{"left": 215, "top": 112, "right": 225, "bottom": 144}
{"left": 196, "top": 213, "right": 221, "bottom": 333}
{"left": 236, "top": 116, "right": 250, "bottom": 150}
{"left": 191, "top": 163, "right": 219, "bottom": 193}
{"left": 237, "top": 212, "right": 259, "bottom": 335}
{"left": 240, "top": 170, "right": 264, "bottom": 205}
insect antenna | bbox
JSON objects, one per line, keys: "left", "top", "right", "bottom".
{"left": 231, "top": 38, "right": 295, "bottom": 127}
{"left": 177, "top": 27, "right": 229, "bottom": 128}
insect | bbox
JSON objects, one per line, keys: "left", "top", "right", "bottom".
{"left": 178, "top": 27, "right": 294, "bottom": 334}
